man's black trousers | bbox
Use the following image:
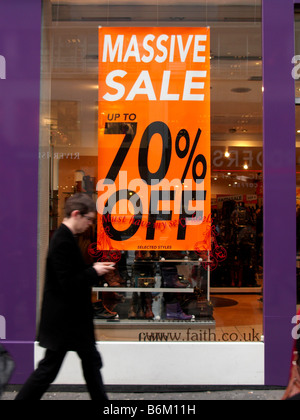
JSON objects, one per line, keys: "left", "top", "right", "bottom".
{"left": 15, "top": 345, "right": 108, "bottom": 401}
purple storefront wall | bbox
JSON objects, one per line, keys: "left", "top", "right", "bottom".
{"left": 0, "top": 0, "right": 41, "bottom": 383}
{"left": 263, "top": 0, "right": 297, "bottom": 385}
{"left": 0, "top": 0, "right": 298, "bottom": 386}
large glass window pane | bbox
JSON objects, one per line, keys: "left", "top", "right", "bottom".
{"left": 40, "top": 0, "right": 263, "bottom": 343}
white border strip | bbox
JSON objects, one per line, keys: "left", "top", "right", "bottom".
{"left": 35, "top": 342, "right": 264, "bottom": 386}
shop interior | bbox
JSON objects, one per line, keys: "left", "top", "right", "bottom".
{"left": 40, "top": 0, "right": 263, "bottom": 342}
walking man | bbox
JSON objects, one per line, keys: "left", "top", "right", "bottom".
{"left": 16, "top": 194, "right": 115, "bottom": 401}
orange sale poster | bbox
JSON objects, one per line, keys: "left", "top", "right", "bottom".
{"left": 98, "top": 27, "right": 211, "bottom": 251}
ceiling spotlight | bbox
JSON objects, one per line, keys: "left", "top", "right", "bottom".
{"left": 224, "top": 151, "right": 230, "bottom": 158}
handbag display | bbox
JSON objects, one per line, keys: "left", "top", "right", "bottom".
{"left": 0, "top": 345, "right": 15, "bottom": 396}
{"left": 137, "top": 277, "right": 155, "bottom": 288}
{"left": 132, "top": 262, "right": 155, "bottom": 288}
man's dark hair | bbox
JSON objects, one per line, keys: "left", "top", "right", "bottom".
{"left": 64, "top": 193, "right": 96, "bottom": 218}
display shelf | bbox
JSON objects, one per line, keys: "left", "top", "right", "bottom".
{"left": 211, "top": 286, "right": 262, "bottom": 294}
{"left": 93, "top": 255, "right": 212, "bottom": 323}
{"left": 93, "top": 287, "right": 194, "bottom": 293}
{"left": 94, "top": 318, "right": 215, "bottom": 327}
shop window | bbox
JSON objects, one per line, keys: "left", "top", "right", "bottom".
{"left": 39, "top": 0, "right": 263, "bottom": 343}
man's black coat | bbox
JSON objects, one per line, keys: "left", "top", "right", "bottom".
{"left": 38, "top": 224, "right": 99, "bottom": 351}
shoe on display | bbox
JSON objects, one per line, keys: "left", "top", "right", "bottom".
{"left": 144, "top": 294, "right": 154, "bottom": 319}
{"left": 93, "top": 300, "right": 119, "bottom": 320}
{"left": 161, "top": 266, "right": 188, "bottom": 288}
{"left": 128, "top": 305, "right": 137, "bottom": 319}
{"left": 104, "top": 268, "right": 125, "bottom": 287}
{"left": 137, "top": 295, "right": 145, "bottom": 319}
{"left": 128, "top": 293, "right": 146, "bottom": 319}
{"left": 165, "top": 302, "right": 194, "bottom": 321}
{"left": 94, "top": 309, "right": 119, "bottom": 320}
{"left": 144, "top": 306, "right": 154, "bottom": 319}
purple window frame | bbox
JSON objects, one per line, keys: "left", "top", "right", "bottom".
{"left": 0, "top": 0, "right": 298, "bottom": 386}
{"left": 263, "top": 0, "right": 297, "bottom": 385}
{"left": 0, "top": 0, "right": 41, "bottom": 383}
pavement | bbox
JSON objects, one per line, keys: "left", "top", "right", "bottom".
{"left": 1, "top": 387, "right": 285, "bottom": 401}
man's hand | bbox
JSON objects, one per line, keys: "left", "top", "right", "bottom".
{"left": 93, "top": 262, "right": 116, "bottom": 276}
